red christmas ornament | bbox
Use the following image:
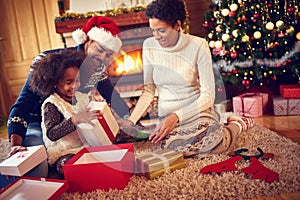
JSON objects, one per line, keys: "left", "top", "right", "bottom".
{"left": 230, "top": 51, "right": 237, "bottom": 59}
{"left": 229, "top": 11, "right": 236, "bottom": 17}
{"left": 273, "top": 75, "right": 277, "bottom": 80}
{"left": 253, "top": 13, "right": 260, "bottom": 18}
{"left": 203, "top": 21, "right": 209, "bottom": 28}
{"left": 217, "top": 87, "right": 224, "bottom": 93}
{"left": 278, "top": 32, "right": 285, "bottom": 37}
{"left": 287, "top": 6, "right": 295, "bottom": 13}
{"left": 242, "top": 79, "right": 250, "bottom": 87}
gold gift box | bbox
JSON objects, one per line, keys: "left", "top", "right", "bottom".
{"left": 136, "top": 149, "right": 186, "bottom": 179}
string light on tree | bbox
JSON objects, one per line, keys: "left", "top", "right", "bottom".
{"left": 204, "top": 0, "right": 300, "bottom": 90}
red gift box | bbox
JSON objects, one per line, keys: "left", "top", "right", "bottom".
{"left": 280, "top": 84, "right": 300, "bottom": 99}
{"left": 273, "top": 97, "right": 300, "bottom": 116}
{"left": 63, "top": 143, "right": 135, "bottom": 193}
{"left": 76, "top": 101, "right": 119, "bottom": 146}
{"left": 0, "top": 177, "right": 68, "bottom": 200}
{"left": 233, "top": 93, "right": 268, "bottom": 117}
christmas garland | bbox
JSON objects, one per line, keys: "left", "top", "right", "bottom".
{"left": 213, "top": 41, "right": 300, "bottom": 72}
{"left": 55, "top": 5, "right": 147, "bottom": 22}
{"left": 55, "top": 4, "right": 190, "bottom": 34}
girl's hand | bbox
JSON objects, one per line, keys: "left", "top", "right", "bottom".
{"left": 149, "top": 113, "right": 179, "bottom": 143}
{"left": 72, "top": 107, "right": 101, "bottom": 125}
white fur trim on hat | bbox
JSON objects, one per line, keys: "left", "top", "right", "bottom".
{"left": 87, "top": 27, "right": 122, "bottom": 53}
{"left": 72, "top": 29, "right": 88, "bottom": 44}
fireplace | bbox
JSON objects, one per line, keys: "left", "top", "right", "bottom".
{"left": 55, "top": 12, "right": 152, "bottom": 98}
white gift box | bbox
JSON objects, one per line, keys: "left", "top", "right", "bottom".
{"left": 77, "top": 101, "right": 120, "bottom": 146}
{"left": 0, "top": 177, "right": 68, "bottom": 200}
{"left": 0, "top": 145, "right": 47, "bottom": 176}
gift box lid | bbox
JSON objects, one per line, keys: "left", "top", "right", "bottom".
{"left": 0, "top": 145, "right": 47, "bottom": 176}
{"left": 0, "top": 177, "right": 69, "bottom": 200}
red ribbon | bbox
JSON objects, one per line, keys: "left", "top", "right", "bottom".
{"left": 97, "top": 112, "right": 115, "bottom": 143}
{"left": 17, "top": 151, "right": 28, "bottom": 158}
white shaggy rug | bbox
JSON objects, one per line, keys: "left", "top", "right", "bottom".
{"left": 1, "top": 125, "right": 299, "bottom": 199}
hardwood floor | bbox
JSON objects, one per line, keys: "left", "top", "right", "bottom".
{"left": 0, "top": 115, "right": 299, "bottom": 199}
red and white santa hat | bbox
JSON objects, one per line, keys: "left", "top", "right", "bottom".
{"left": 72, "top": 16, "right": 122, "bottom": 53}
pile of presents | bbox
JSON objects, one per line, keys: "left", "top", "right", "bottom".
{"left": 216, "top": 84, "right": 300, "bottom": 117}
{"left": 0, "top": 102, "right": 185, "bottom": 199}
{"left": 0, "top": 143, "right": 185, "bottom": 199}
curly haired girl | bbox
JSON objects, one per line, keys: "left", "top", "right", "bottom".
{"left": 29, "top": 49, "right": 99, "bottom": 178}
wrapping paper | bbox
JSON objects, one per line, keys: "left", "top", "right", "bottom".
{"left": 135, "top": 149, "right": 185, "bottom": 179}
{"left": 233, "top": 93, "right": 268, "bottom": 117}
{"left": 280, "top": 84, "right": 300, "bottom": 99}
{"left": 273, "top": 97, "right": 300, "bottom": 116}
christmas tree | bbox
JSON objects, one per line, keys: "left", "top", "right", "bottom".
{"left": 203, "top": 0, "right": 300, "bottom": 93}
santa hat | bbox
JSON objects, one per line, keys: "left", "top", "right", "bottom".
{"left": 72, "top": 16, "right": 122, "bottom": 53}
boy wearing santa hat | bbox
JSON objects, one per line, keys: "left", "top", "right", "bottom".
{"left": 6, "top": 16, "right": 130, "bottom": 179}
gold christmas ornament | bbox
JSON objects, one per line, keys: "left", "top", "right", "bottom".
{"left": 209, "top": 41, "right": 216, "bottom": 48}
{"left": 222, "top": 33, "right": 230, "bottom": 42}
{"left": 215, "top": 40, "right": 223, "bottom": 49}
{"left": 253, "top": 31, "right": 261, "bottom": 39}
{"left": 230, "top": 4, "right": 238, "bottom": 12}
{"left": 241, "top": 35, "right": 249, "bottom": 42}
{"left": 232, "top": 29, "right": 239, "bottom": 38}
{"left": 221, "top": 9, "right": 230, "bottom": 17}
{"left": 275, "top": 20, "right": 284, "bottom": 28}
{"left": 296, "top": 32, "right": 300, "bottom": 40}
{"left": 208, "top": 33, "right": 214, "bottom": 39}
{"left": 266, "top": 22, "right": 274, "bottom": 30}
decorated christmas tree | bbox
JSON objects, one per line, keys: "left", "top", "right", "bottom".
{"left": 203, "top": 0, "right": 300, "bottom": 94}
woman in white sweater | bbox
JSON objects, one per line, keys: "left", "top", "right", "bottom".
{"left": 124, "top": 0, "right": 254, "bottom": 155}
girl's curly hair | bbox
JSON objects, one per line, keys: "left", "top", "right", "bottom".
{"left": 145, "top": 0, "right": 186, "bottom": 27}
{"left": 29, "top": 49, "right": 86, "bottom": 97}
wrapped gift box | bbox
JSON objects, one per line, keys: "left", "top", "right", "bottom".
{"left": 136, "top": 149, "right": 186, "bottom": 179}
{"left": 273, "top": 97, "right": 300, "bottom": 116}
{"left": 0, "top": 177, "right": 68, "bottom": 200}
{"left": 280, "top": 84, "right": 300, "bottom": 99}
{"left": 0, "top": 145, "right": 47, "bottom": 176}
{"left": 214, "top": 99, "right": 233, "bottom": 113}
{"left": 63, "top": 143, "right": 134, "bottom": 193}
{"left": 233, "top": 92, "right": 268, "bottom": 117}
{"left": 76, "top": 101, "right": 120, "bottom": 146}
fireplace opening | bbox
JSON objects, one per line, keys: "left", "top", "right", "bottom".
{"left": 108, "top": 49, "right": 143, "bottom": 77}
{"left": 108, "top": 49, "right": 144, "bottom": 98}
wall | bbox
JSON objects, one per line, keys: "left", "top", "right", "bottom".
{"left": 0, "top": 0, "right": 64, "bottom": 115}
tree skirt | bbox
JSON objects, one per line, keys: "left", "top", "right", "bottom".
{"left": 1, "top": 125, "right": 299, "bottom": 199}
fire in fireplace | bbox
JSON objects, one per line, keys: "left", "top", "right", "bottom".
{"left": 108, "top": 49, "right": 143, "bottom": 77}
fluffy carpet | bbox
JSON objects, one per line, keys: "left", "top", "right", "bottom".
{"left": 1, "top": 125, "right": 299, "bottom": 199}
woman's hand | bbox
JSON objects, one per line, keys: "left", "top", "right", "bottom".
{"left": 149, "top": 113, "right": 179, "bottom": 143}
{"left": 72, "top": 107, "right": 100, "bottom": 125}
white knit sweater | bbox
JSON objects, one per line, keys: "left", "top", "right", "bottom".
{"left": 129, "top": 33, "right": 215, "bottom": 126}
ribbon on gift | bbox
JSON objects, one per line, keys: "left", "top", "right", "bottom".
{"left": 239, "top": 93, "right": 261, "bottom": 116}
{"left": 97, "top": 112, "right": 115, "bottom": 143}
{"left": 142, "top": 150, "right": 175, "bottom": 173}
{"left": 275, "top": 98, "right": 299, "bottom": 115}
{"left": 17, "top": 151, "right": 28, "bottom": 158}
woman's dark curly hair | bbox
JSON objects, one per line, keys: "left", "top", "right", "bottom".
{"left": 145, "top": 0, "right": 186, "bottom": 27}
{"left": 29, "top": 49, "right": 86, "bottom": 97}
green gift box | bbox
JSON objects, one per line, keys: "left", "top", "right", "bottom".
{"left": 135, "top": 149, "right": 185, "bottom": 179}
